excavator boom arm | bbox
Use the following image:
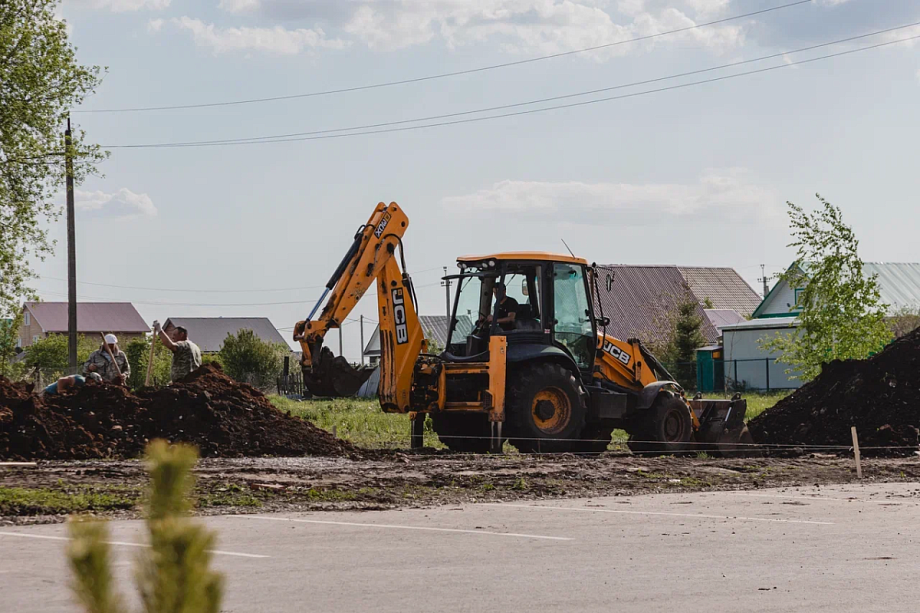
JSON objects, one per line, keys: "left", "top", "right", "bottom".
{"left": 293, "top": 202, "right": 424, "bottom": 402}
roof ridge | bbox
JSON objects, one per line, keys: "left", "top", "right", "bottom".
{"left": 599, "top": 264, "right": 738, "bottom": 269}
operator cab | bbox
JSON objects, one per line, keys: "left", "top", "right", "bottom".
{"left": 444, "top": 253, "right": 598, "bottom": 373}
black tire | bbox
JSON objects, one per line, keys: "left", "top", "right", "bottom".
{"left": 506, "top": 362, "right": 586, "bottom": 453}
{"left": 627, "top": 393, "right": 693, "bottom": 455}
{"left": 571, "top": 424, "right": 615, "bottom": 454}
{"left": 430, "top": 412, "right": 492, "bottom": 453}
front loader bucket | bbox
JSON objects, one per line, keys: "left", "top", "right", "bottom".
{"left": 303, "top": 346, "right": 375, "bottom": 398}
{"left": 690, "top": 397, "right": 760, "bottom": 458}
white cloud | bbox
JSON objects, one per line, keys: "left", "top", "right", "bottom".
{"left": 440, "top": 169, "right": 781, "bottom": 226}
{"left": 72, "top": 0, "right": 171, "bottom": 12}
{"left": 341, "top": 1, "right": 744, "bottom": 56}
{"left": 208, "top": 0, "right": 744, "bottom": 57}
{"left": 75, "top": 188, "right": 158, "bottom": 218}
{"left": 171, "top": 17, "right": 349, "bottom": 55}
{"left": 683, "top": 0, "right": 731, "bottom": 17}
{"left": 218, "top": 0, "right": 262, "bottom": 13}
{"left": 147, "top": 18, "right": 164, "bottom": 33}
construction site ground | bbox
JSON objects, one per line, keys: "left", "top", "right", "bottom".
{"left": 3, "top": 481, "right": 919, "bottom": 613}
{"left": 3, "top": 452, "right": 920, "bottom": 526}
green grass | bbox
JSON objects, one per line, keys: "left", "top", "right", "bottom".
{"left": 268, "top": 389, "right": 791, "bottom": 452}
{"left": 269, "top": 396, "right": 444, "bottom": 449}
{"left": 706, "top": 390, "right": 791, "bottom": 421}
{"left": 0, "top": 486, "right": 137, "bottom": 516}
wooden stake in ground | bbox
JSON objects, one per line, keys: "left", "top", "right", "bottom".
{"left": 145, "top": 328, "right": 157, "bottom": 386}
{"left": 851, "top": 426, "right": 863, "bottom": 479}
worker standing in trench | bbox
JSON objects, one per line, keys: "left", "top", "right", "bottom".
{"left": 82, "top": 334, "right": 129, "bottom": 386}
{"left": 153, "top": 321, "right": 202, "bottom": 383}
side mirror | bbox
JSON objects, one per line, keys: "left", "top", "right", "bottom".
{"left": 596, "top": 316, "right": 610, "bottom": 326}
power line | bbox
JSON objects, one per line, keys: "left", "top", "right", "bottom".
{"left": 108, "top": 21, "right": 920, "bottom": 149}
{"left": 37, "top": 266, "right": 446, "bottom": 293}
{"left": 39, "top": 276, "right": 326, "bottom": 293}
{"left": 37, "top": 289, "right": 318, "bottom": 307}
{"left": 104, "top": 30, "right": 920, "bottom": 150}
{"left": 74, "top": 0, "right": 810, "bottom": 114}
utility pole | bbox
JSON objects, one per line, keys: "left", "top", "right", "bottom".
{"left": 359, "top": 315, "right": 364, "bottom": 366}
{"left": 440, "top": 266, "right": 451, "bottom": 319}
{"left": 65, "top": 116, "right": 77, "bottom": 373}
{"left": 759, "top": 264, "right": 769, "bottom": 297}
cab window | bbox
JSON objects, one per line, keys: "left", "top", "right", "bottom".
{"left": 501, "top": 265, "right": 541, "bottom": 331}
{"left": 552, "top": 263, "right": 594, "bottom": 367}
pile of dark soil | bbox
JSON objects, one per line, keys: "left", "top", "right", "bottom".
{"left": 749, "top": 328, "right": 920, "bottom": 456}
{"left": 0, "top": 363, "right": 356, "bottom": 461}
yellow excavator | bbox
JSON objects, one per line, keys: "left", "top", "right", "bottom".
{"left": 294, "top": 202, "right": 753, "bottom": 454}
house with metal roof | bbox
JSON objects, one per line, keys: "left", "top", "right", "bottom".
{"left": 593, "top": 265, "right": 761, "bottom": 346}
{"left": 163, "top": 317, "right": 287, "bottom": 353}
{"left": 753, "top": 262, "right": 920, "bottom": 318}
{"left": 18, "top": 302, "right": 148, "bottom": 348}
{"left": 718, "top": 262, "right": 920, "bottom": 390}
{"left": 363, "top": 315, "right": 450, "bottom": 366}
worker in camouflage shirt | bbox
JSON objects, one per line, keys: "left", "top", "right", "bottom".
{"left": 82, "top": 334, "right": 130, "bottom": 385}
{"left": 153, "top": 321, "right": 202, "bottom": 383}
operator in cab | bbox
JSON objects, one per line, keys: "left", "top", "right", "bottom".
{"left": 487, "top": 281, "right": 518, "bottom": 332}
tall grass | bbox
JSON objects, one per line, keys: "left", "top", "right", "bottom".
{"left": 269, "top": 396, "right": 444, "bottom": 449}
{"left": 269, "top": 390, "right": 790, "bottom": 451}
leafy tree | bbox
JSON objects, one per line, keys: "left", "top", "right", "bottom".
{"left": 22, "top": 333, "right": 96, "bottom": 374}
{"left": 67, "top": 441, "right": 223, "bottom": 613}
{"left": 761, "top": 195, "right": 892, "bottom": 380}
{"left": 0, "top": 312, "right": 24, "bottom": 376}
{"left": 218, "top": 329, "right": 287, "bottom": 389}
{"left": 0, "top": 0, "right": 105, "bottom": 321}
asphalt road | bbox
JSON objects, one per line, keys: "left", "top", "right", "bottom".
{"left": 2, "top": 482, "right": 919, "bottom": 612}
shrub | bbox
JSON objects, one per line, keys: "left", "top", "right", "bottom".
{"left": 124, "top": 336, "right": 173, "bottom": 389}
{"left": 21, "top": 334, "right": 98, "bottom": 380}
{"left": 218, "top": 329, "right": 287, "bottom": 389}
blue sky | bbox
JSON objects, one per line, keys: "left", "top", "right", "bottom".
{"left": 35, "top": 0, "right": 920, "bottom": 360}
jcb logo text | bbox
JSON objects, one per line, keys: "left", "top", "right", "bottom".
{"left": 392, "top": 288, "right": 409, "bottom": 345}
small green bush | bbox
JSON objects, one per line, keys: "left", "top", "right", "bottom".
{"left": 124, "top": 336, "right": 173, "bottom": 389}
{"left": 218, "top": 329, "right": 287, "bottom": 389}
{"left": 21, "top": 333, "right": 98, "bottom": 377}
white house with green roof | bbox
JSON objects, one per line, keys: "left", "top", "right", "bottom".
{"left": 716, "top": 262, "right": 920, "bottom": 390}
{"left": 752, "top": 262, "right": 920, "bottom": 319}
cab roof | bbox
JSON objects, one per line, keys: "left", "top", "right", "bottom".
{"left": 457, "top": 252, "right": 588, "bottom": 266}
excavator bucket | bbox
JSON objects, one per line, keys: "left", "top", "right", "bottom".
{"left": 302, "top": 346, "right": 375, "bottom": 398}
{"left": 690, "top": 396, "right": 759, "bottom": 458}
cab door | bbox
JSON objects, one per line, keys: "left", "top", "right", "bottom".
{"left": 550, "top": 262, "right": 597, "bottom": 370}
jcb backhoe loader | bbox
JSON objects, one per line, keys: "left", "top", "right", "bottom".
{"left": 294, "top": 202, "right": 753, "bottom": 454}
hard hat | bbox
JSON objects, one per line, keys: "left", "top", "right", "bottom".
{"left": 104, "top": 334, "right": 118, "bottom": 345}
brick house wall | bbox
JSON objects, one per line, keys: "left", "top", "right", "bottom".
{"left": 17, "top": 305, "right": 146, "bottom": 348}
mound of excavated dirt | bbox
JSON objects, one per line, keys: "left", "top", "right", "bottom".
{"left": 0, "top": 364, "right": 357, "bottom": 461}
{"left": 749, "top": 328, "right": 920, "bottom": 456}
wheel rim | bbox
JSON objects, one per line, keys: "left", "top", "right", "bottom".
{"left": 662, "top": 407, "right": 688, "bottom": 442}
{"left": 531, "top": 387, "right": 572, "bottom": 434}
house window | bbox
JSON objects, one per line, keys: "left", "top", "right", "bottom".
{"left": 16, "top": 337, "right": 22, "bottom": 348}
{"left": 794, "top": 288, "right": 805, "bottom": 309}
{"left": 24, "top": 311, "right": 30, "bottom": 326}
{"left": 32, "top": 335, "right": 40, "bottom": 344}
